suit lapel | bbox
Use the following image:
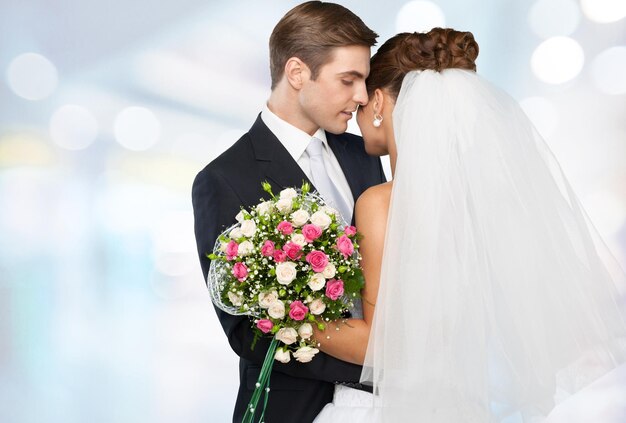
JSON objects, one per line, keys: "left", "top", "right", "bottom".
{"left": 326, "top": 132, "right": 360, "bottom": 201}
{"left": 248, "top": 115, "right": 311, "bottom": 192}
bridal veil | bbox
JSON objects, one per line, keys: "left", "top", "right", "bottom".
{"left": 361, "top": 69, "right": 626, "bottom": 422}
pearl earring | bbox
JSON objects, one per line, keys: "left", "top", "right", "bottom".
{"left": 373, "top": 114, "right": 383, "bottom": 128}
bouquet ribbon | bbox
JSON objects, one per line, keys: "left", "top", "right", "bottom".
{"left": 242, "top": 337, "right": 279, "bottom": 423}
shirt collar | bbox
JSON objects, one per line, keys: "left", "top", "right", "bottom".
{"left": 261, "top": 103, "right": 328, "bottom": 161}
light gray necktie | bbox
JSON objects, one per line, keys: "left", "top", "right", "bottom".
{"left": 306, "top": 137, "right": 352, "bottom": 223}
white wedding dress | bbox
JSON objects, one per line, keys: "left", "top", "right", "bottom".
{"left": 313, "top": 299, "right": 379, "bottom": 422}
{"left": 315, "top": 69, "right": 626, "bottom": 422}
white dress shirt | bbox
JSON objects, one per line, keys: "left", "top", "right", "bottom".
{"left": 260, "top": 104, "right": 355, "bottom": 218}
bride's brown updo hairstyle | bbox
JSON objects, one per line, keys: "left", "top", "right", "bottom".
{"left": 366, "top": 28, "right": 479, "bottom": 99}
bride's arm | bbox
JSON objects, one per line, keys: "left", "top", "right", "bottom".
{"left": 313, "top": 184, "right": 389, "bottom": 365}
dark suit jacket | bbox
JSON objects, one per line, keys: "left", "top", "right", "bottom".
{"left": 192, "top": 114, "right": 386, "bottom": 422}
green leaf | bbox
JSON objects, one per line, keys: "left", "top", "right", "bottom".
{"left": 342, "top": 268, "right": 365, "bottom": 293}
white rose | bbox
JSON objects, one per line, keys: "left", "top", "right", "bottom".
{"left": 256, "top": 201, "right": 273, "bottom": 216}
{"left": 235, "top": 210, "right": 245, "bottom": 223}
{"left": 274, "top": 348, "right": 291, "bottom": 363}
{"left": 240, "top": 220, "right": 257, "bottom": 237}
{"left": 237, "top": 240, "right": 254, "bottom": 256}
{"left": 321, "top": 206, "right": 340, "bottom": 219}
{"left": 290, "top": 209, "right": 310, "bottom": 227}
{"left": 275, "top": 327, "right": 298, "bottom": 345}
{"left": 279, "top": 188, "right": 298, "bottom": 200}
{"left": 310, "top": 211, "right": 332, "bottom": 230}
{"left": 219, "top": 241, "right": 229, "bottom": 253}
{"left": 229, "top": 227, "right": 243, "bottom": 239}
{"left": 268, "top": 300, "right": 285, "bottom": 319}
{"left": 322, "top": 263, "right": 336, "bottom": 279}
{"left": 258, "top": 290, "right": 279, "bottom": 309}
{"left": 307, "top": 273, "right": 326, "bottom": 291}
{"left": 276, "top": 198, "right": 293, "bottom": 214}
{"left": 309, "top": 298, "right": 326, "bottom": 315}
{"left": 293, "top": 346, "right": 320, "bottom": 363}
{"left": 227, "top": 291, "right": 242, "bottom": 307}
{"left": 276, "top": 262, "right": 298, "bottom": 285}
{"left": 298, "top": 323, "right": 314, "bottom": 340}
{"left": 291, "top": 233, "right": 307, "bottom": 247}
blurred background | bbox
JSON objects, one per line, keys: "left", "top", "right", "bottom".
{"left": 0, "top": 0, "right": 625, "bottom": 422}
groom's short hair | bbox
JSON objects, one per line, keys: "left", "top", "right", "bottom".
{"left": 269, "top": 1, "right": 377, "bottom": 89}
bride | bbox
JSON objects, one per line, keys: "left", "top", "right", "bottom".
{"left": 314, "top": 28, "right": 626, "bottom": 422}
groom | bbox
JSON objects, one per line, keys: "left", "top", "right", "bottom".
{"left": 192, "top": 2, "right": 385, "bottom": 422}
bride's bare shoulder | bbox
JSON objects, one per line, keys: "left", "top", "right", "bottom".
{"left": 355, "top": 182, "right": 392, "bottom": 217}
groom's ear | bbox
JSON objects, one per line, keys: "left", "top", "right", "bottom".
{"left": 284, "top": 57, "right": 309, "bottom": 90}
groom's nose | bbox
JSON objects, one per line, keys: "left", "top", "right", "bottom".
{"left": 354, "top": 81, "right": 369, "bottom": 106}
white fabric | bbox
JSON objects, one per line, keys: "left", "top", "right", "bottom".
{"left": 261, "top": 104, "right": 354, "bottom": 216}
{"left": 307, "top": 137, "right": 353, "bottom": 223}
{"left": 360, "top": 69, "right": 626, "bottom": 422}
{"left": 314, "top": 386, "right": 378, "bottom": 422}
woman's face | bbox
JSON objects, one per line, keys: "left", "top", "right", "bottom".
{"left": 356, "top": 89, "right": 395, "bottom": 156}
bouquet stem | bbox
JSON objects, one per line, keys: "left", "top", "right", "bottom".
{"left": 242, "top": 337, "right": 279, "bottom": 423}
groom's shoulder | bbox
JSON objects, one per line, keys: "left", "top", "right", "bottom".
{"left": 197, "top": 132, "right": 253, "bottom": 177}
{"left": 338, "top": 131, "right": 367, "bottom": 151}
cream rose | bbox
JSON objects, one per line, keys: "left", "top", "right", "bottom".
{"left": 274, "top": 348, "right": 291, "bottom": 363}
{"left": 237, "top": 240, "right": 254, "bottom": 256}
{"left": 276, "top": 198, "right": 293, "bottom": 214}
{"left": 322, "top": 263, "right": 336, "bottom": 279}
{"left": 276, "top": 262, "right": 298, "bottom": 285}
{"left": 310, "top": 211, "right": 332, "bottom": 230}
{"left": 290, "top": 209, "right": 310, "bottom": 227}
{"left": 229, "top": 227, "right": 243, "bottom": 239}
{"left": 321, "top": 206, "right": 340, "bottom": 219}
{"left": 267, "top": 300, "right": 285, "bottom": 319}
{"left": 307, "top": 273, "right": 326, "bottom": 291}
{"left": 293, "top": 346, "right": 320, "bottom": 363}
{"left": 275, "top": 327, "right": 298, "bottom": 345}
{"left": 291, "top": 233, "right": 307, "bottom": 247}
{"left": 235, "top": 210, "right": 245, "bottom": 223}
{"left": 279, "top": 188, "right": 298, "bottom": 200}
{"left": 227, "top": 291, "right": 242, "bottom": 307}
{"left": 240, "top": 220, "right": 257, "bottom": 237}
{"left": 219, "top": 241, "right": 229, "bottom": 253}
{"left": 309, "top": 298, "right": 326, "bottom": 315}
{"left": 298, "top": 323, "right": 314, "bottom": 340}
{"left": 258, "top": 290, "right": 279, "bottom": 309}
{"left": 256, "top": 201, "right": 273, "bottom": 216}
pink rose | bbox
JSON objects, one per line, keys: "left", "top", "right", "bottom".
{"left": 232, "top": 262, "right": 249, "bottom": 282}
{"left": 261, "top": 240, "right": 275, "bottom": 257}
{"left": 325, "top": 279, "right": 344, "bottom": 300}
{"left": 226, "top": 240, "right": 239, "bottom": 260}
{"left": 289, "top": 301, "right": 309, "bottom": 321}
{"left": 344, "top": 226, "right": 357, "bottom": 237}
{"left": 277, "top": 221, "right": 294, "bottom": 235}
{"left": 336, "top": 234, "right": 354, "bottom": 258}
{"left": 256, "top": 319, "right": 273, "bottom": 334}
{"left": 283, "top": 241, "right": 303, "bottom": 260}
{"left": 273, "top": 249, "right": 287, "bottom": 263}
{"left": 306, "top": 250, "right": 329, "bottom": 273}
{"left": 302, "top": 224, "right": 323, "bottom": 242}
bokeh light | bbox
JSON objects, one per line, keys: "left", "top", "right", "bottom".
{"left": 114, "top": 106, "right": 161, "bottom": 151}
{"left": 395, "top": 1, "right": 446, "bottom": 33}
{"left": 531, "top": 36, "right": 585, "bottom": 84}
{"left": 591, "top": 46, "right": 626, "bottom": 95}
{"left": 580, "top": 0, "right": 626, "bottom": 23}
{"left": 49, "top": 105, "right": 99, "bottom": 150}
{"left": 6, "top": 53, "right": 58, "bottom": 101}
{"left": 528, "top": 0, "right": 581, "bottom": 38}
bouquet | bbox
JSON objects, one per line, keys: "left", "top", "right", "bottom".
{"left": 207, "top": 182, "right": 363, "bottom": 422}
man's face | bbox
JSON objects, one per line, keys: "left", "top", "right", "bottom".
{"left": 298, "top": 45, "right": 370, "bottom": 135}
